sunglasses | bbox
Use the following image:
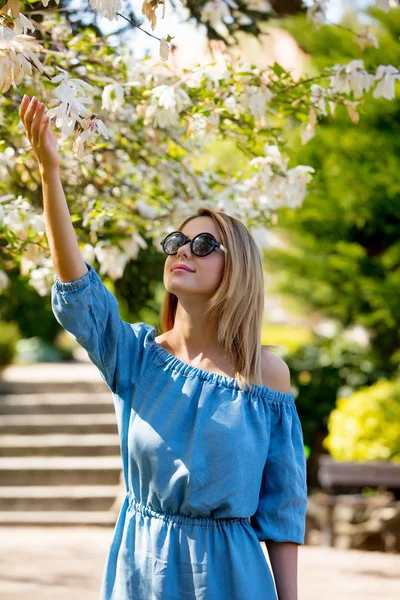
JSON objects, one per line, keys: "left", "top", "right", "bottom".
{"left": 160, "top": 231, "right": 227, "bottom": 257}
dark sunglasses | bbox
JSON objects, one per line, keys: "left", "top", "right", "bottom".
{"left": 160, "top": 231, "right": 227, "bottom": 257}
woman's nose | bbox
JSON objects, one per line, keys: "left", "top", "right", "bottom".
{"left": 177, "top": 243, "right": 191, "bottom": 257}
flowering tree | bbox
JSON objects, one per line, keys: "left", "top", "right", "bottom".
{"left": 1, "top": 0, "right": 400, "bottom": 297}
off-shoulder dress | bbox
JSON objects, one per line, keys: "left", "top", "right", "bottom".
{"left": 51, "top": 261, "right": 308, "bottom": 600}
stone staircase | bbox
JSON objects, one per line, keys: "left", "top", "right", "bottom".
{"left": 0, "top": 361, "right": 123, "bottom": 526}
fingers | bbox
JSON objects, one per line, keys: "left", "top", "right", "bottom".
{"left": 20, "top": 95, "right": 48, "bottom": 149}
{"left": 31, "top": 103, "right": 46, "bottom": 148}
{"left": 19, "top": 94, "right": 30, "bottom": 122}
{"left": 21, "top": 96, "right": 38, "bottom": 139}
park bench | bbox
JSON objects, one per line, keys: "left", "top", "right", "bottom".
{"left": 317, "top": 455, "right": 400, "bottom": 547}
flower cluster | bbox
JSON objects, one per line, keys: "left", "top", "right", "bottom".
{"left": 2, "top": 0, "right": 400, "bottom": 292}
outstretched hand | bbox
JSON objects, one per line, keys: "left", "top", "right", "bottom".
{"left": 19, "top": 95, "right": 61, "bottom": 172}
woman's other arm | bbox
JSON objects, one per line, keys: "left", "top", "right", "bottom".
{"left": 266, "top": 540, "right": 299, "bottom": 600}
{"left": 261, "top": 353, "right": 302, "bottom": 600}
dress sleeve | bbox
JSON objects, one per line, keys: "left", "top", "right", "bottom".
{"left": 51, "top": 261, "right": 147, "bottom": 395}
{"left": 250, "top": 400, "right": 308, "bottom": 545}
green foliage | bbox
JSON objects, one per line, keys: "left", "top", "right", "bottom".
{"left": 323, "top": 379, "right": 400, "bottom": 462}
{"left": 0, "top": 269, "right": 60, "bottom": 343}
{"left": 0, "top": 321, "right": 21, "bottom": 368}
{"left": 109, "top": 239, "right": 166, "bottom": 326}
{"left": 283, "top": 7, "right": 400, "bottom": 71}
{"left": 264, "top": 11, "right": 400, "bottom": 374}
{"left": 261, "top": 323, "right": 314, "bottom": 354}
{"left": 285, "top": 332, "right": 386, "bottom": 451}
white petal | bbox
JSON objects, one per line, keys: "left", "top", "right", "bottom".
{"left": 159, "top": 38, "right": 169, "bottom": 62}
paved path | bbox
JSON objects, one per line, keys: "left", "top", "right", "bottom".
{"left": 0, "top": 526, "right": 399, "bottom": 599}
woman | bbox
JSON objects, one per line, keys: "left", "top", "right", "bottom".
{"left": 20, "top": 94, "right": 307, "bottom": 600}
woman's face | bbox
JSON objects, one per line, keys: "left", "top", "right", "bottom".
{"left": 163, "top": 216, "right": 226, "bottom": 299}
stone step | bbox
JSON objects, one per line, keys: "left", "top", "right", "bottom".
{"left": 0, "top": 361, "right": 110, "bottom": 395}
{"left": 0, "top": 510, "right": 117, "bottom": 526}
{"left": 0, "top": 379, "right": 109, "bottom": 395}
{"left": 0, "top": 414, "right": 118, "bottom": 435}
{"left": 0, "top": 393, "right": 114, "bottom": 415}
{"left": 0, "top": 434, "right": 120, "bottom": 457}
{"left": 0, "top": 485, "right": 121, "bottom": 511}
{"left": 0, "top": 456, "right": 122, "bottom": 486}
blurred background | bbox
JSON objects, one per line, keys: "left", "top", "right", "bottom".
{"left": 0, "top": 0, "right": 399, "bottom": 598}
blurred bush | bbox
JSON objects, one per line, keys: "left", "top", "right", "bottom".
{"left": 0, "top": 321, "right": 22, "bottom": 368}
{"left": 265, "top": 10, "right": 400, "bottom": 378}
{"left": 14, "top": 337, "right": 73, "bottom": 364}
{"left": 285, "top": 331, "right": 384, "bottom": 445}
{"left": 261, "top": 323, "right": 314, "bottom": 354}
{"left": 284, "top": 331, "right": 388, "bottom": 487}
{"left": 0, "top": 267, "right": 61, "bottom": 344}
{"left": 323, "top": 379, "right": 400, "bottom": 463}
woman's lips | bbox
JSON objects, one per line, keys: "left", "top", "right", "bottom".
{"left": 172, "top": 267, "right": 193, "bottom": 272}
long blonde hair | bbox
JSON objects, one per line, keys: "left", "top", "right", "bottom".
{"left": 158, "top": 207, "right": 273, "bottom": 391}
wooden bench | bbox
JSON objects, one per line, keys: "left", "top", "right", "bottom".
{"left": 317, "top": 455, "right": 400, "bottom": 546}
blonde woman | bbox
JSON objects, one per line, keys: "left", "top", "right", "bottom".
{"left": 20, "top": 94, "right": 308, "bottom": 600}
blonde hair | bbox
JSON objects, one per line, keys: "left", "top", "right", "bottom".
{"left": 158, "top": 207, "right": 274, "bottom": 392}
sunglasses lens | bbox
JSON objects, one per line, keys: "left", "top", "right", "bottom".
{"left": 192, "top": 233, "right": 215, "bottom": 256}
{"left": 163, "top": 232, "right": 185, "bottom": 254}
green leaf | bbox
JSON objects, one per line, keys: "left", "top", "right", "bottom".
{"left": 271, "top": 62, "right": 286, "bottom": 77}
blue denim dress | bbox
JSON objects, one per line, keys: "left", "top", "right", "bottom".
{"left": 51, "top": 261, "right": 308, "bottom": 600}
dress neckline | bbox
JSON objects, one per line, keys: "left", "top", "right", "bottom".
{"left": 145, "top": 324, "right": 295, "bottom": 404}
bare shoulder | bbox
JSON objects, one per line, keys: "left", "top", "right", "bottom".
{"left": 261, "top": 347, "right": 291, "bottom": 393}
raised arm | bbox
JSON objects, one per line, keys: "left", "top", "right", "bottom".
{"left": 18, "top": 94, "right": 148, "bottom": 395}
{"left": 19, "top": 94, "right": 87, "bottom": 283}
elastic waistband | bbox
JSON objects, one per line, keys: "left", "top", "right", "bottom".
{"left": 126, "top": 493, "right": 248, "bottom": 528}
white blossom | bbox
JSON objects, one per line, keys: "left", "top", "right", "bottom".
{"left": 88, "top": 0, "right": 122, "bottom": 21}
{"left": 29, "top": 214, "right": 46, "bottom": 234}
{"left": 1, "top": 194, "right": 46, "bottom": 239}
{"left": 307, "top": 1, "right": 329, "bottom": 27}
{"left": 223, "top": 95, "right": 238, "bottom": 114}
{"left": 0, "top": 23, "right": 45, "bottom": 93}
{"left": 357, "top": 29, "right": 379, "bottom": 51}
{"left": 373, "top": 65, "right": 400, "bottom": 100}
{"left": 376, "top": 0, "right": 399, "bottom": 12}
{"left": 238, "top": 85, "right": 273, "bottom": 120}
{"left": 302, "top": 107, "right": 318, "bottom": 144}
{"left": 13, "top": 12, "right": 36, "bottom": 35}
{"left": 102, "top": 83, "right": 125, "bottom": 112}
{"left": 42, "top": 66, "right": 109, "bottom": 155}
{"left": 81, "top": 243, "right": 96, "bottom": 265}
{"left": 285, "top": 165, "right": 315, "bottom": 208}
{"left": 45, "top": 66, "right": 94, "bottom": 136}
{"left": 159, "top": 38, "right": 169, "bottom": 62}
{"left": 342, "top": 324, "right": 371, "bottom": 347}
{"left": 142, "top": 84, "right": 192, "bottom": 128}
{"left": 310, "top": 83, "right": 328, "bottom": 115}
{"left": 243, "top": 0, "right": 272, "bottom": 11}
{"left": 94, "top": 241, "right": 130, "bottom": 280}
{"left": 0, "top": 270, "right": 10, "bottom": 292}
{"left": 29, "top": 265, "right": 54, "bottom": 297}
{"left": 187, "top": 112, "right": 219, "bottom": 141}
{"left": 135, "top": 200, "right": 160, "bottom": 219}
{"left": 201, "top": 0, "right": 238, "bottom": 38}
{"left": 330, "top": 60, "right": 374, "bottom": 98}
{"left": 40, "top": 0, "right": 60, "bottom": 7}
{"left": 119, "top": 232, "right": 148, "bottom": 259}
{"left": 344, "top": 100, "right": 360, "bottom": 123}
